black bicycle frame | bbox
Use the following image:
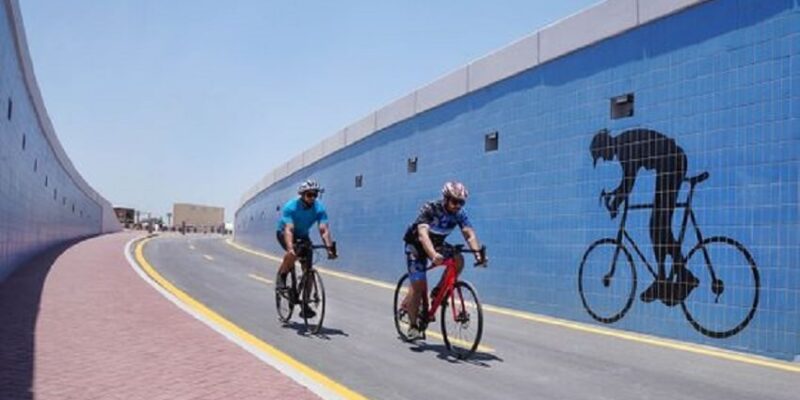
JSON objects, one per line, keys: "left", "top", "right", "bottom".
{"left": 289, "top": 240, "right": 335, "bottom": 302}
{"left": 607, "top": 175, "right": 717, "bottom": 282}
{"left": 294, "top": 240, "right": 336, "bottom": 269}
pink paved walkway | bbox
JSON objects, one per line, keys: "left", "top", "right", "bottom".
{"left": 0, "top": 232, "right": 318, "bottom": 400}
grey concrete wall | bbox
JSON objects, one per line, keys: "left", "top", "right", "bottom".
{"left": 0, "top": 0, "right": 121, "bottom": 281}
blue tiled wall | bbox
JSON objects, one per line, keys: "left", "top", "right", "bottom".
{"left": 237, "top": 0, "right": 800, "bottom": 360}
{"left": 0, "top": 4, "right": 103, "bottom": 281}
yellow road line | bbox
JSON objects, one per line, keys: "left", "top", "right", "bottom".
{"left": 225, "top": 238, "right": 800, "bottom": 373}
{"left": 227, "top": 239, "right": 395, "bottom": 289}
{"left": 228, "top": 239, "right": 283, "bottom": 262}
{"left": 249, "top": 273, "right": 274, "bottom": 285}
{"left": 480, "top": 304, "right": 800, "bottom": 373}
{"left": 229, "top": 239, "right": 493, "bottom": 352}
{"left": 135, "top": 238, "right": 368, "bottom": 399}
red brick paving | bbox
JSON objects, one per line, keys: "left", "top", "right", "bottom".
{"left": 0, "top": 232, "right": 319, "bottom": 400}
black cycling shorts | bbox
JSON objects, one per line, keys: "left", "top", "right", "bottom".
{"left": 275, "top": 231, "right": 310, "bottom": 251}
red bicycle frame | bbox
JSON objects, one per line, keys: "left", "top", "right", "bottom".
{"left": 424, "top": 257, "right": 466, "bottom": 322}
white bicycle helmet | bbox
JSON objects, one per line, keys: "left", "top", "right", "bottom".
{"left": 297, "top": 179, "right": 323, "bottom": 194}
{"left": 441, "top": 181, "right": 468, "bottom": 200}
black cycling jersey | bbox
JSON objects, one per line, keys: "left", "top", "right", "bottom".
{"left": 403, "top": 200, "right": 472, "bottom": 248}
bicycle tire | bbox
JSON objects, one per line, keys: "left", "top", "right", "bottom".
{"left": 441, "top": 280, "right": 483, "bottom": 359}
{"left": 393, "top": 273, "right": 412, "bottom": 341}
{"left": 578, "top": 238, "right": 637, "bottom": 324}
{"left": 681, "top": 236, "right": 760, "bottom": 338}
{"left": 301, "top": 270, "right": 326, "bottom": 334}
{"left": 275, "top": 269, "right": 296, "bottom": 323}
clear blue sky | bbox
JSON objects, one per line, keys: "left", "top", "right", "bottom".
{"left": 21, "top": 0, "right": 597, "bottom": 222}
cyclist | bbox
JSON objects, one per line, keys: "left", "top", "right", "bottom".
{"left": 401, "top": 181, "right": 486, "bottom": 340}
{"left": 275, "top": 179, "right": 337, "bottom": 318}
{"left": 591, "top": 128, "right": 699, "bottom": 306}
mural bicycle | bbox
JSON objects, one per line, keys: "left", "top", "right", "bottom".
{"left": 578, "top": 129, "right": 760, "bottom": 338}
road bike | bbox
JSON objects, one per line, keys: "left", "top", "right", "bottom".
{"left": 393, "top": 245, "right": 487, "bottom": 359}
{"left": 275, "top": 239, "right": 336, "bottom": 334}
{"left": 578, "top": 171, "right": 760, "bottom": 338}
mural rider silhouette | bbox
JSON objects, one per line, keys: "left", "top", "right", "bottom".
{"left": 590, "top": 128, "right": 700, "bottom": 306}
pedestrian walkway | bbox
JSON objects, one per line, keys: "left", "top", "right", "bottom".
{"left": 0, "top": 232, "right": 318, "bottom": 400}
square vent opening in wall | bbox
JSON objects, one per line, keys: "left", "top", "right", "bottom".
{"left": 485, "top": 131, "right": 499, "bottom": 152}
{"left": 407, "top": 157, "right": 418, "bottom": 173}
{"left": 611, "top": 93, "right": 634, "bottom": 119}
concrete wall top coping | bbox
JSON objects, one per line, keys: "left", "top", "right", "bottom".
{"left": 5, "top": 0, "right": 120, "bottom": 232}
{"left": 239, "top": 0, "right": 710, "bottom": 210}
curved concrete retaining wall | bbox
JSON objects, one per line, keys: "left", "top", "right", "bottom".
{"left": 237, "top": 0, "right": 800, "bottom": 360}
{"left": 0, "top": 0, "right": 121, "bottom": 281}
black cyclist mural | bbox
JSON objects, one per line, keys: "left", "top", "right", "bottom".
{"left": 578, "top": 128, "right": 760, "bottom": 339}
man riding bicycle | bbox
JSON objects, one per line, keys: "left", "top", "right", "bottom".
{"left": 276, "top": 179, "right": 337, "bottom": 318}
{"left": 401, "top": 181, "right": 486, "bottom": 340}
{"left": 590, "top": 128, "right": 699, "bottom": 306}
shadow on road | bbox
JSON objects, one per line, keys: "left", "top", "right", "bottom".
{"left": 282, "top": 321, "right": 350, "bottom": 340}
{"left": 406, "top": 341, "right": 504, "bottom": 367}
{"left": 0, "top": 239, "right": 87, "bottom": 400}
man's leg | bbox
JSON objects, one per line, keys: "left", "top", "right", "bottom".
{"left": 298, "top": 260, "right": 319, "bottom": 318}
{"left": 279, "top": 252, "right": 296, "bottom": 275}
{"left": 406, "top": 279, "right": 427, "bottom": 338}
{"left": 656, "top": 169, "right": 697, "bottom": 305}
{"left": 641, "top": 213, "right": 670, "bottom": 303}
{"left": 659, "top": 167, "right": 698, "bottom": 305}
{"left": 642, "top": 174, "right": 680, "bottom": 303}
{"left": 275, "top": 232, "right": 295, "bottom": 289}
{"left": 401, "top": 245, "right": 427, "bottom": 339}
{"left": 666, "top": 206, "right": 698, "bottom": 305}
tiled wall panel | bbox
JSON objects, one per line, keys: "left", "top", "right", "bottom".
{"left": 236, "top": 0, "right": 800, "bottom": 360}
{"left": 0, "top": 1, "right": 118, "bottom": 281}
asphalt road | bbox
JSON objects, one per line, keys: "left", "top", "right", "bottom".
{"left": 140, "top": 235, "right": 800, "bottom": 400}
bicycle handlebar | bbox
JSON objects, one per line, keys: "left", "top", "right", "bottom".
{"left": 294, "top": 240, "right": 337, "bottom": 259}
{"left": 448, "top": 245, "right": 488, "bottom": 267}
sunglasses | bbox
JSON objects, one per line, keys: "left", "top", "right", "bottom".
{"left": 303, "top": 192, "right": 319, "bottom": 199}
{"left": 447, "top": 197, "right": 465, "bottom": 207}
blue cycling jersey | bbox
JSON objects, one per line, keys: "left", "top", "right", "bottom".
{"left": 276, "top": 197, "right": 328, "bottom": 238}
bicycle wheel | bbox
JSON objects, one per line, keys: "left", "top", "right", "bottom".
{"left": 578, "top": 238, "right": 637, "bottom": 324}
{"left": 275, "top": 269, "right": 296, "bottom": 323}
{"left": 441, "top": 281, "right": 483, "bottom": 359}
{"left": 393, "top": 273, "right": 412, "bottom": 341}
{"left": 681, "top": 236, "right": 759, "bottom": 338}
{"left": 301, "top": 270, "right": 326, "bottom": 334}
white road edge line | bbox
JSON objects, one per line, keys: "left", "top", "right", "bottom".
{"left": 123, "top": 237, "right": 346, "bottom": 400}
